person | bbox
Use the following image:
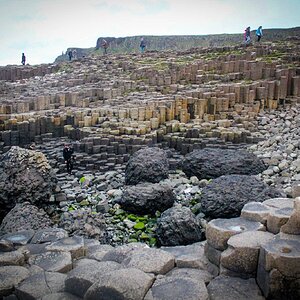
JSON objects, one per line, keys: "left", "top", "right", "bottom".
{"left": 68, "top": 50, "right": 73, "bottom": 61}
{"left": 102, "top": 39, "right": 108, "bottom": 55}
{"left": 140, "top": 37, "right": 146, "bottom": 53}
{"left": 256, "top": 26, "right": 263, "bottom": 42}
{"left": 21, "top": 53, "right": 26, "bottom": 65}
{"left": 244, "top": 27, "right": 251, "bottom": 44}
{"left": 63, "top": 144, "right": 74, "bottom": 174}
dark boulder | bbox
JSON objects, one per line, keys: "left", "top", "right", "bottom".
{"left": 125, "top": 147, "right": 169, "bottom": 185}
{"left": 0, "top": 147, "right": 58, "bottom": 220}
{"left": 200, "top": 175, "right": 284, "bottom": 219}
{"left": 119, "top": 183, "right": 175, "bottom": 215}
{"left": 181, "top": 148, "right": 267, "bottom": 180}
{"left": 0, "top": 202, "right": 53, "bottom": 235}
{"left": 156, "top": 206, "right": 204, "bottom": 246}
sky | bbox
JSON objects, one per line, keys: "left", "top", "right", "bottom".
{"left": 0, "top": 0, "right": 299, "bottom": 66}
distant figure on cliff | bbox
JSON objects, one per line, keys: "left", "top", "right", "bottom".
{"left": 140, "top": 37, "right": 146, "bottom": 53}
{"left": 102, "top": 39, "right": 109, "bottom": 55}
{"left": 244, "top": 27, "right": 251, "bottom": 44}
{"left": 256, "top": 26, "right": 263, "bottom": 42}
{"left": 72, "top": 49, "right": 77, "bottom": 59}
{"left": 68, "top": 50, "right": 73, "bottom": 61}
{"left": 63, "top": 144, "right": 74, "bottom": 175}
{"left": 21, "top": 53, "right": 26, "bottom": 65}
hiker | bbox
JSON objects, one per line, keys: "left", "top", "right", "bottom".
{"left": 63, "top": 144, "right": 74, "bottom": 174}
{"left": 140, "top": 37, "right": 146, "bottom": 53}
{"left": 68, "top": 50, "right": 73, "bottom": 61}
{"left": 102, "top": 39, "right": 109, "bottom": 55}
{"left": 244, "top": 27, "right": 251, "bottom": 44}
{"left": 256, "top": 26, "right": 263, "bottom": 42}
{"left": 21, "top": 53, "right": 26, "bottom": 65}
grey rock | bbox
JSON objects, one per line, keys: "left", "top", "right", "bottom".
{"left": 0, "top": 203, "right": 53, "bottom": 234}
{"left": 119, "top": 182, "right": 175, "bottom": 215}
{"left": 156, "top": 206, "right": 203, "bottom": 246}
{"left": 145, "top": 276, "right": 208, "bottom": 300}
{"left": 31, "top": 228, "right": 68, "bottom": 244}
{"left": 181, "top": 148, "right": 266, "bottom": 180}
{"left": 125, "top": 147, "right": 169, "bottom": 185}
{"left": 15, "top": 271, "right": 66, "bottom": 300}
{"left": 65, "top": 260, "right": 122, "bottom": 298}
{"left": 0, "top": 250, "right": 25, "bottom": 266}
{"left": 41, "top": 293, "right": 81, "bottom": 300}
{"left": 200, "top": 175, "right": 283, "bottom": 219}
{"left": 2, "top": 230, "right": 35, "bottom": 246}
{"left": 207, "top": 275, "right": 264, "bottom": 300}
{"left": 0, "top": 266, "right": 30, "bottom": 297}
{"left": 84, "top": 268, "right": 154, "bottom": 300}
{"left": 166, "top": 267, "right": 213, "bottom": 284}
{"left": 122, "top": 248, "right": 175, "bottom": 275}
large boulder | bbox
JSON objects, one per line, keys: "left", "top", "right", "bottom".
{"left": 119, "top": 183, "right": 175, "bottom": 215}
{"left": 0, "top": 202, "right": 53, "bottom": 235}
{"left": 0, "top": 147, "right": 57, "bottom": 220}
{"left": 125, "top": 147, "right": 169, "bottom": 185}
{"left": 181, "top": 148, "right": 266, "bottom": 180}
{"left": 156, "top": 206, "right": 204, "bottom": 246}
{"left": 200, "top": 175, "right": 283, "bottom": 219}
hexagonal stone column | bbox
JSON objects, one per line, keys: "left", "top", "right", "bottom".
{"left": 281, "top": 197, "right": 300, "bottom": 235}
{"left": 241, "top": 202, "right": 273, "bottom": 224}
{"left": 257, "top": 237, "right": 300, "bottom": 299}
{"left": 220, "top": 231, "right": 274, "bottom": 277}
{"left": 206, "top": 217, "right": 265, "bottom": 251}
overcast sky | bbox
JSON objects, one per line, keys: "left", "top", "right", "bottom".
{"left": 0, "top": 0, "right": 299, "bottom": 66}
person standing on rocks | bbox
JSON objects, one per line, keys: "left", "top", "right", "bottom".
{"left": 140, "top": 37, "right": 146, "bottom": 53}
{"left": 21, "top": 53, "right": 26, "bottom": 65}
{"left": 256, "top": 26, "right": 263, "bottom": 42}
{"left": 102, "top": 39, "right": 109, "bottom": 55}
{"left": 63, "top": 144, "right": 74, "bottom": 175}
{"left": 68, "top": 50, "right": 73, "bottom": 61}
{"left": 244, "top": 27, "right": 251, "bottom": 44}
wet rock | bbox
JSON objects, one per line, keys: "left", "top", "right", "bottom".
{"left": 200, "top": 175, "right": 283, "bottom": 219}
{"left": 125, "top": 147, "right": 169, "bottom": 185}
{"left": 1, "top": 230, "right": 35, "bottom": 246}
{"left": 156, "top": 205, "right": 203, "bottom": 246}
{"left": 31, "top": 228, "right": 68, "bottom": 244}
{"left": 119, "top": 182, "right": 175, "bottom": 215}
{"left": 181, "top": 148, "right": 266, "bottom": 180}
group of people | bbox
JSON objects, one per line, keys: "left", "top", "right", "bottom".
{"left": 244, "top": 26, "right": 263, "bottom": 44}
{"left": 67, "top": 49, "right": 77, "bottom": 61}
{"left": 100, "top": 37, "right": 147, "bottom": 55}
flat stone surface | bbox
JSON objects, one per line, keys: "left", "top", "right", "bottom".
{"left": 207, "top": 275, "right": 265, "bottom": 300}
{"left": 84, "top": 268, "right": 154, "bottom": 300}
{"left": 65, "top": 260, "right": 123, "bottom": 298}
{"left": 161, "top": 242, "right": 211, "bottom": 270}
{"left": 145, "top": 276, "right": 209, "bottom": 300}
{"left": 31, "top": 228, "right": 68, "bottom": 244}
{"left": 122, "top": 248, "right": 175, "bottom": 275}
{"left": 28, "top": 251, "right": 72, "bottom": 273}
{"left": 86, "top": 244, "right": 114, "bottom": 261}
{"left": 0, "top": 266, "right": 30, "bottom": 297}
{"left": 2, "top": 230, "right": 35, "bottom": 246}
{"left": 46, "top": 236, "right": 85, "bottom": 259}
{"left": 15, "top": 271, "right": 66, "bottom": 300}
{"left": 241, "top": 202, "right": 273, "bottom": 224}
{"left": 0, "top": 250, "right": 25, "bottom": 266}
{"left": 263, "top": 198, "right": 294, "bottom": 210}
{"left": 166, "top": 267, "right": 213, "bottom": 284}
{"left": 206, "top": 217, "right": 265, "bottom": 251}
{"left": 41, "top": 292, "right": 81, "bottom": 300}
{"left": 0, "top": 240, "right": 15, "bottom": 252}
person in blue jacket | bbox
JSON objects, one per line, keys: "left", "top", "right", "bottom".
{"left": 256, "top": 26, "right": 263, "bottom": 42}
{"left": 140, "top": 37, "right": 146, "bottom": 53}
